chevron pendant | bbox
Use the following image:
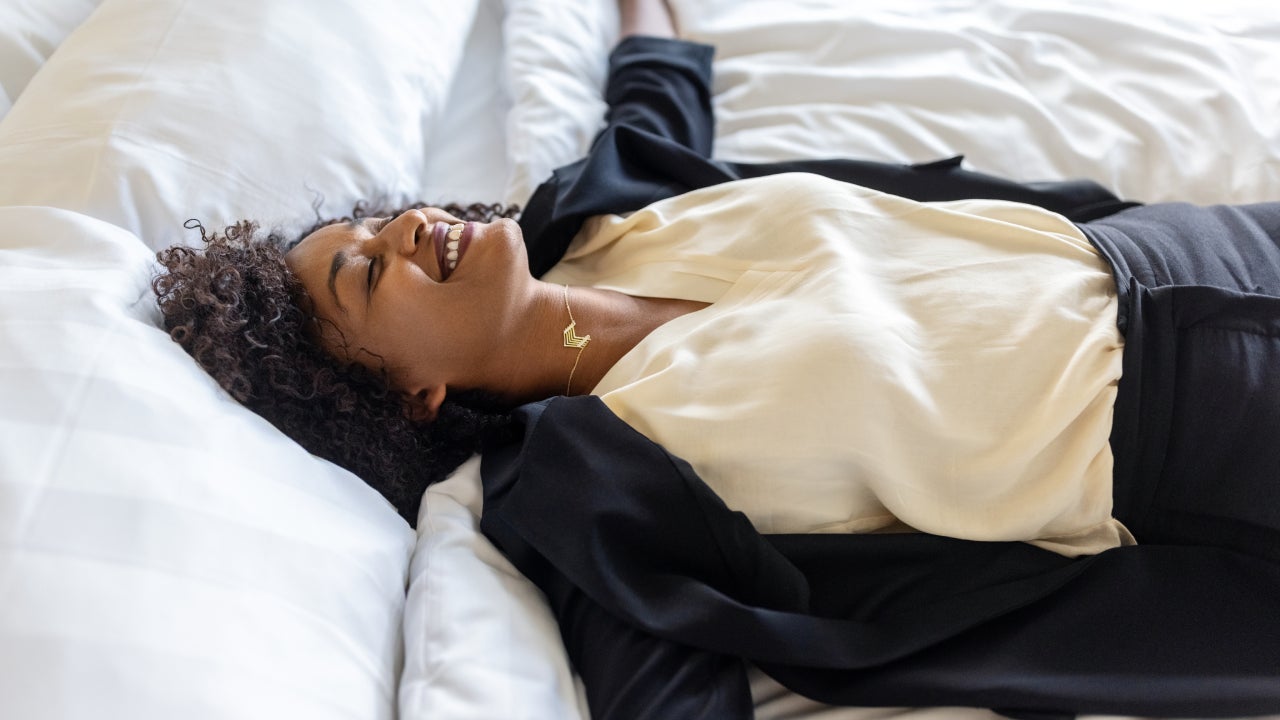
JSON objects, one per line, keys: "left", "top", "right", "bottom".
{"left": 563, "top": 320, "right": 591, "bottom": 349}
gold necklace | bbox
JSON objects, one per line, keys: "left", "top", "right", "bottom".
{"left": 562, "top": 284, "right": 592, "bottom": 395}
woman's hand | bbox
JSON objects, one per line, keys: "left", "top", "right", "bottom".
{"left": 619, "top": 0, "right": 676, "bottom": 39}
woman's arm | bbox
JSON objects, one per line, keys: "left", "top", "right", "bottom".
{"left": 619, "top": 0, "right": 676, "bottom": 39}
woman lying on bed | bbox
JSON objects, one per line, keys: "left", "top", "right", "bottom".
{"left": 152, "top": 0, "right": 1280, "bottom": 716}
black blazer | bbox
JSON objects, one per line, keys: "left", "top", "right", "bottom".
{"left": 480, "top": 36, "right": 1280, "bottom": 720}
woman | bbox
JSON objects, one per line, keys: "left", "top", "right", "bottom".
{"left": 155, "top": 0, "right": 1280, "bottom": 716}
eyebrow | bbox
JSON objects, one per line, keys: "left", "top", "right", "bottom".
{"left": 323, "top": 218, "right": 380, "bottom": 315}
{"left": 327, "top": 251, "right": 349, "bottom": 315}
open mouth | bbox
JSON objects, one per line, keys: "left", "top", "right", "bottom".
{"left": 433, "top": 221, "right": 473, "bottom": 281}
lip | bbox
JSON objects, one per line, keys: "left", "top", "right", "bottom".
{"left": 433, "top": 221, "right": 474, "bottom": 281}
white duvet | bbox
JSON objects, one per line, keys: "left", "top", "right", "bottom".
{"left": 1, "top": 1, "right": 1277, "bottom": 719}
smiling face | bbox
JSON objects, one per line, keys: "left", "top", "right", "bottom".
{"left": 284, "top": 207, "right": 532, "bottom": 418}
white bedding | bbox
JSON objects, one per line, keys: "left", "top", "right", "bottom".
{"left": 1, "top": 0, "right": 1277, "bottom": 719}
{"left": 0, "top": 0, "right": 103, "bottom": 122}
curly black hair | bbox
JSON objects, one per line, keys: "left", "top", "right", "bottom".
{"left": 152, "top": 202, "right": 519, "bottom": 525}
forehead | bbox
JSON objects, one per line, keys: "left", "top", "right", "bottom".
{"left": 287, "top": 224, "right": 344, "bottom": 280}
{"left": 284, "top": 222, "right": 362, "bottom": 319}
{"left": 297, "top": 219, "right": 363, "bottom": 249}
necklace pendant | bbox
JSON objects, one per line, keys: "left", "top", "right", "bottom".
{"left": 563, "top": 320, "right": 591, "bottom": 349}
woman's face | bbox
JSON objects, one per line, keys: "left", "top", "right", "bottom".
{"left": 284, "top": 207, "right": 529, "bottom": 418}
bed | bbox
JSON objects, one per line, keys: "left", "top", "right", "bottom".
{"left": 1, "top": 0, "right": 1277, "bottom": 718}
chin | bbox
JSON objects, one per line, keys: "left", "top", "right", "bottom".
{"left": 495, "top": 218, "right": 531, "bottom": 274}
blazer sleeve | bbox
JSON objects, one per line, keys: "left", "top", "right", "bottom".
{"left": 517, "top": 36, "right": 734, "bottom": 277}
{"left": 599, "top": 35, "right": 716, "bottom": 159}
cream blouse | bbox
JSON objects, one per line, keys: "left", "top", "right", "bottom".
{"left": 541, "top": 173, "right": 1131, "bottom": 557}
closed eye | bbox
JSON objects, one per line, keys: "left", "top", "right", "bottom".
{"left": 366, "top": 255, "right": 382, "bottom": 301}
{"left": 364, "top": 217, "right": 394, "bottom": 299}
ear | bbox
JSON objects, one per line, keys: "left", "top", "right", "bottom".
{"left": 403, "top": 385, "right": 447, "bottom": 423}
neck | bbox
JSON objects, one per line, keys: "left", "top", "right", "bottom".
{"left": 558, "top": 284, "right": 707, "bottom": 396}
{"left": 473, "top": 281, "right": 706, "bottom": 404}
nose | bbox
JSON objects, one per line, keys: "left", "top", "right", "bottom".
{"left": 378, "top": 209, "right": 430, "bottom": 257}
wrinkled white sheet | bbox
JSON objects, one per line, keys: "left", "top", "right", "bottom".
{"left": 680, "top": 0, "right": 1280, "bottom": 204}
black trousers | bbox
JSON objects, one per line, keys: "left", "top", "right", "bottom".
{"left": 1082, "top": 202, "right": 1280, "bottom": 563}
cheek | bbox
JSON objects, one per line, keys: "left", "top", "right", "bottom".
{"left": 364, "top": 316, "right": 417, "bottom": 365}
{"left": 365, "top": 297, "right": 442, "bottom": 368}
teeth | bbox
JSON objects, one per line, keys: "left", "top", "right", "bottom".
{"left": 442, "top": 223, "right": 464, "bottom": 275}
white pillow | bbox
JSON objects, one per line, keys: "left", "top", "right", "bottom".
{"left": 400, "top": 457, "right": 588, "bottom": 720}
{"left": 416, "top": 0, "right": 513, "bottom": 208}
{"left": 0, "top": 0, "right": 479, "bottom": 250}
{"left": 0, "top": 206, "right": 416, "bottom": 720}
{"left": 0, "top": 0, "right": 103, "bottom": 122}
{"left": 501, "top": 0, "right": 618, "bottom": 205}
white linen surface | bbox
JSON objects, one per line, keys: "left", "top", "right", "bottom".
{"left": 682, "top": 0, "right": 1280, "bottom": 204}
{"left": 402, "top": 458, "right": 587, "bottom": 720}
{"left": 0, "top": 0, "right": 104, "bottom": 122}
{"left": 0, "top": 206, "right": 415, "bottom": 719}
{"left": 419, "top": 0, "right": 512, "bottom": 208}
{"left": 0, "top": 0, "right": 508, "bottom": 719}
{"left": 406, "top": 1, "right": 1280, "bottom": 720}
{"left": 500, "top": 0, "right": 618, "bottom": 205}
{"left": 0, "top": 0, "right": 480, "bottom": 250}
